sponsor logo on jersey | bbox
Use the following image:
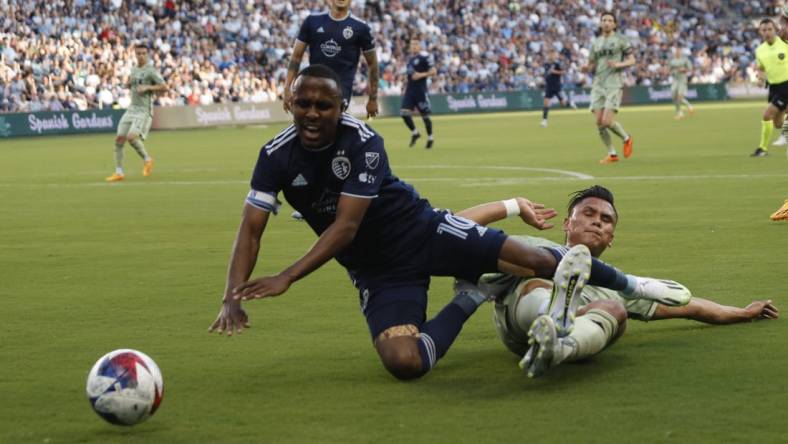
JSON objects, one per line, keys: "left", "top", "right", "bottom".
{"left": 320, "top": 39, "right": 341, "bottom": 57}
{"left": 291, "top": 173, "right": 308, "bottom": 187}
{"left": 343, "top": 26, "right": 353, "bottom": 39}
{"left": 364, "top": 152, "right": 379, "bottom": 169}
{"left": 358, "top": 172, "right": 376, "bottom": 184}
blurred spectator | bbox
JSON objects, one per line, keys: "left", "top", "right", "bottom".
{"left": 0, "top": 0, "right": 778, "bottom": 113}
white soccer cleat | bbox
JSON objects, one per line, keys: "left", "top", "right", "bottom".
{"left": 773, "top": 135, "right": 788, "bottom": 146}
{"left": 520, "top": 315, "right": 559, "bottom": 378}
{"left": 630, "top": 277, "right": 691, "bottom": 307}
{"left": 547, "top": 244, "right": 592, "bottom": 336}
{"left": 540, "top": 119, "right": 548, "bottom": 128}
{"left": 291, "top": 210, "right": 304, "bottom": 221}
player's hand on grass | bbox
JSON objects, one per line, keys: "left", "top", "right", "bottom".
{"left": 366, "top": 98, "right": 379, "bottom": 119}
{"left": 516, "top": 197, "right": 557, "bottom": 230}
{"left": 745, "top": 299, "right": 779, "bottom": 320}
{"left": 233, "top": 274, "right": 292, "bottom": 301}
{"left": 208, "top": 301, "right": 250, "bottom": 336}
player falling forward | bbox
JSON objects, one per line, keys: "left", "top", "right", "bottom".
{"left": 461, "top": 186, "right": 778, "bottom": 378}
{"left": 584, "top": 12, "right": 635, "bottom": 164}
{"left": 400, "top": 38, "right": 437, "bottom": 149}
{"left": 283, "top": 0, "right": 378, "bottom": 118}
{"left": 208, "top": 65, "right": 689, "bottom": 381}
{"left": 106, "top": 43, "right": 167, "bottom": 182}
{"left": 669, "top": 46, "right": 695, "bottom": 120}
{"left": 541, "top": 50, "right": 576, "bottom": 128}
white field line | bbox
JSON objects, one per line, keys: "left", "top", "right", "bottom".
{"left": 2, "top": 173, "right": 787, "bottom": 189}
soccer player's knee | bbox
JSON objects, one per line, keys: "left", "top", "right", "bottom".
{"left": 400, "top": 109, "right": 412, "bottom": 117}
{"left": 115, "top": 136, "right": 126, "bottom": 144}
{"left": 584, "top": 300, "right": 627, "bottom": 326}
{"left": 376, "top": 339, "right": 423, "bottom": 380}
{"left": 127, "top": 133, "right": 138, "bottom": 142}
{"left": 521, "top": 279, "right": 552, "bottom": 295}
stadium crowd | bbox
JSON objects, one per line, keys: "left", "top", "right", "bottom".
{"left": 0, "top": 0, "right": 779, "bottom": 113}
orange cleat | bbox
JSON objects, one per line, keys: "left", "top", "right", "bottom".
{"left": 599, "top": 154, "right": 619, "bottom": 164}
{"left": 770, "top": 199, "right": 788, "bottom": 221}
{"left": 105, "top": 173, "right": 125, "bottom": 182}
{"left": 143, "top": 159, "right": 154, "bottom": 177}
{"left": 623, "top": 136, "right": 633, "bottom": 158}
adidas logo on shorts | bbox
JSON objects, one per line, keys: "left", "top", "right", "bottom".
{"left": 291, "top": 174, "right": 308, "bottom": 187}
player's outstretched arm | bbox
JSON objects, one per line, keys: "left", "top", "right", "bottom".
{"left": 651, "top": 297, "right": 779, "bottom": 324}
{"left": 234, "top": 195, "right": 371, "bottom": 301}
{"left": 208, "top": 203, "right": 271, "bottom": 336}
{"left": 456, "top": 197, "right": 556, "bottom": 230}
{"left": 363, "top": 49, "right": 379, "bottom": 118}
{"left": 283, "top": 41, "right": 307, "bottom": 113}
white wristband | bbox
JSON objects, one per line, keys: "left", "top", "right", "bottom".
{"left": 503, "top": 198, "right": 520, "bottom": 217}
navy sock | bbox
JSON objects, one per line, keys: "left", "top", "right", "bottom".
{"left": 416, "top": 290, "right": 482, "bottom": 374}
{"left": 542, "top": 107, "right": 549, "bottom": 119}
{"left": 422, "top": 116, "right": 433, "bottom": 136}
{"left": 402, "top": 115, "right": 416, "bottom": 131}
{"left": 543, "top": 246, "right": 629, "bottom": 292}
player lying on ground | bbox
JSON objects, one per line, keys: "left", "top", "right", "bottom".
{"left": 208, "top": 65, "right": 690, "bottom": 381}
{"left": 457, "top": 185, "right": 779, "bottom": 378}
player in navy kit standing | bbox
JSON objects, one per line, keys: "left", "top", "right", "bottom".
{"left": 401, "top": 38, "right": 437, "bottom": 149}
{"left": 541, "top": 50, "right": 576, "bottom": 128}
{"left": 283, "top": 0, "right": 379, "bottom": 118}
{"left": 208, "top": 65, "right": 690, "bottom": 381}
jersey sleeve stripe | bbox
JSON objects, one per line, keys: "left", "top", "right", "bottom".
{"left": 265, "top": 131, "right": 298, "bottom": 155}
{"left": 341, "top": 191, "right": 378, "bottom": 199}
{"left": 246, "top": 190, "right": 281, "bottom": 214}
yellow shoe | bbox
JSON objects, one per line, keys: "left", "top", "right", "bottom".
{"left": 143, "top": 159, "right": 154, "bottom": 177}
{"left": 599, "top": 154, "right": 620, "bottom": 164}
{"left": 770, "top": 199, "right": 788, "bottom": 221}
{"left": 105, "top": 173, "right": 125, "bottom": 182}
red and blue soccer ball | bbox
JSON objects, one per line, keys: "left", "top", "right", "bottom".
{"left": 86, "top": 349, "right": 164, "bottom": 426}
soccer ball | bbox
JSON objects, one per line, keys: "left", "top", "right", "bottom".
{"left": 86, "top": 349, "right": 164, "bottom": 426}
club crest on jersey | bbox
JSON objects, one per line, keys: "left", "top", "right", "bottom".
{"left": 343, "top": 26, "right": 353, "bottom": 39}
{"left": 320, "top": 39, "right": 341, "bottom": 57}
{"left": 780, "top": 53, "right": 786, "bottom": 60}
{"left": 332, "top": 155, "right": 351, "bottom": 179}
{"left": 364, "top": 152, "right": 379, "bottom": 169}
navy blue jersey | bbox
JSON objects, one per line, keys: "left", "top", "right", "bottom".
{"left": 247, "top": 114, "right": 433, "bottom": 272}
{"left": 405, "top": 52, "right": 435, "bottom": 94}
{"left": 297, "top": 12, "right": 375, "bottom": 99}
{"left": 544, "top": 61, "right": 563, "bottom": 90}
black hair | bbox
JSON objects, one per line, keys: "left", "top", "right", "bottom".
{"left": 567, "top": 185, "right": 618, "bottom": 221}
{"left": 297, "top": 64, "right": 343, "bottom": 92}
{"left": 600, "top": 11, "right": 618, "bottom": 30}
{"left": 760, "top": 18, "right": 775, "bottom": 27}
{"left": 134, "top": 42, "right": 150, "bottom": 50}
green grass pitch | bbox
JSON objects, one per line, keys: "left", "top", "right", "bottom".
{"left": 1, "top": 102, "right": 787, "bottom": 443}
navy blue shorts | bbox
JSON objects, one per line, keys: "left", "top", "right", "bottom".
{"left": 353, "top": 210, "right": 507, "bottom": 339}
{"left": 545, "top": 87, "right": 564, "bottom": 100}
{"left": 400, "top": 90, "right": 432, "bottom": 114}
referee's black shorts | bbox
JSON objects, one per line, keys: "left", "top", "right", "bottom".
{"left": 768, "top": 80, "right": 788, "bottom": 111}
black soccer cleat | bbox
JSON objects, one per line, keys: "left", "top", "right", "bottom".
{"left": 409, "top": 133, "right": 421, "bottom": 147}
{"left": 750, "top": 147, "right": 769, "bottom": 157}
{"left": 425, "top": 139, "right": 433, "bottom": 149}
